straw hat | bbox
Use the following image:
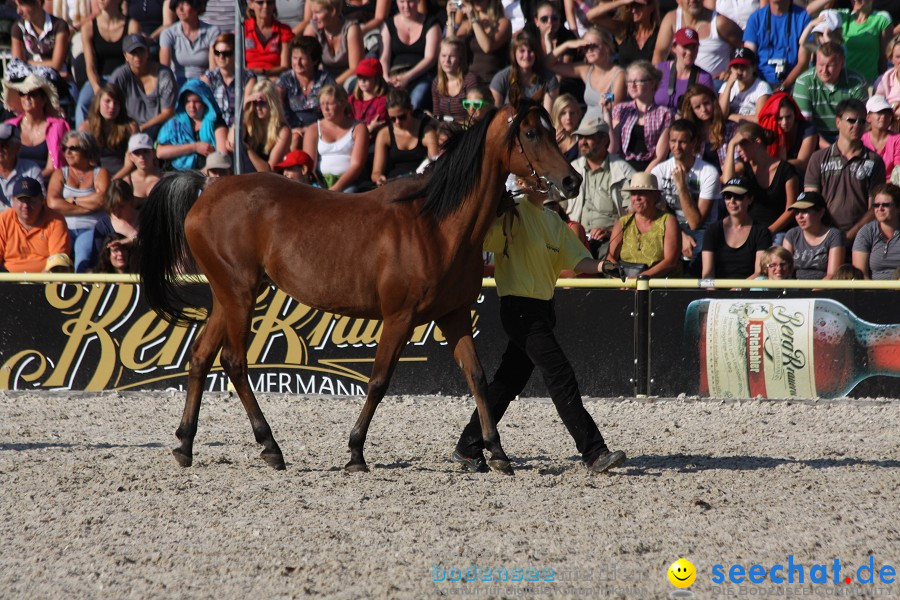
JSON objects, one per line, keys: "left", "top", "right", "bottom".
{"left": 2, "top": 74, "right": 61, "bottom": 116}
{"left": 622, "top": 172, "right": 660, "bottom": 192}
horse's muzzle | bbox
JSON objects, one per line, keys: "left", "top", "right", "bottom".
{"left": 559, "top": 173, "right": 583, "bottom": 199}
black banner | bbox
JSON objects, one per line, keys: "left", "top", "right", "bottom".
{"left": 0, "top": 283, "right": 636, "bottom": 397}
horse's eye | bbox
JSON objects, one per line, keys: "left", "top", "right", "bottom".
{"left": 525, "top": 129, "right": 539, "bottom": 140}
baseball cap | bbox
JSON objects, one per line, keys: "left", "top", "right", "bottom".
{"left": 355, "top": 57, "right": 383, "bottom": 79}
{"left": 572, "top": 116, "right": 610, "bottom": 137}
{"left": 12, "top": 176, "right": 42, "bottom": 199}
{"left": 122, "top": 34, "right": 149, "bottom": 54}
{"left": 0, "top": 123, "right": 19, "bottom": 142}
{"left": 866, "top": 95, "right": 893, "bottom": 114}
{"left": 789, "top": 191, "right": 827, "bottom": 211}
{"left": 722, "top": 177, "right": 751, "bottom": 195}
{"left": 729, "top": 47, "right": 757, "bottom": 68}
{"left": 274, "top": 150, "right": 315, "bottom": 170}
{"left": 44, "top": 253, "right": 73, "bottom": 272}
{"left": 673, "top": 27, "right": 700, "bottom": 47}
{"left": 127, "top": 132, "right": 154, "bottom": 153}
{"left": 205, "top": 152, "right": 232, "bottom": 171}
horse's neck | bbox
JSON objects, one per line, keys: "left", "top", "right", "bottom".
{"left": 441, "top": 159, "right": 509, "bottom": 253}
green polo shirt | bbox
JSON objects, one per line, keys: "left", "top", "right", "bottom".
{"left": 793, "top": 67, "right": 867, "bottom": 142}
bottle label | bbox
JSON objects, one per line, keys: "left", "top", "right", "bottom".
{"left": 705, "top": 299, "right": 817, "bottom": 398}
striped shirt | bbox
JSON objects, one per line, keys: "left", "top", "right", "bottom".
{"left": 792, "top": 67, "right": 867, "bottom": 142}
{"left": 612, "top": 102, "right": 673, "bottom": 164}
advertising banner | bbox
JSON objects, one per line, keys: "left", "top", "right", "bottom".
{"left": 0, "top": 283, "right": 635, "bottom": 397}
{"left": 649, "top": 289, "right": 900, "bottom": 399}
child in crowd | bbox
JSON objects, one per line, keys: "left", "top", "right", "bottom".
{"left": 349, "top": 58, "right": 389, "bottom": 135}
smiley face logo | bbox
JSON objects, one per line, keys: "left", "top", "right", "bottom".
{"left": 668, "top": 558, "right": 697, "bottom": 588}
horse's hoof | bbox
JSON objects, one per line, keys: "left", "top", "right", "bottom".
{"left": 172, "top": 448, "right": 193, "bottom": 468}
{"left": 261, "top": 451, "right": 286, "bottom": 470}
{"left": 344, "top": 461, "right": 369, "bottom": 473}
{"left": 489, "top": 459, "right": 514, "bottom": 476}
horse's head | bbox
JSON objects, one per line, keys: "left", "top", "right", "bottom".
{"left": 503, "top": 99, "right": 582, "bottom": 199}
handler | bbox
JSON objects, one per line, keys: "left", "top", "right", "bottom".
{"left": 451, "top": 175, "right": 627, "bottom": 474}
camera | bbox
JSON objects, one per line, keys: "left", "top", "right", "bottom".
{"left": 603, "top": 92, "right": 615, "bottom": 104}
{"left": 449, "top": 0, "right": 464, "bottom": 9}
{"left": 768, "top": 58, "right": 787, "bottom": 81}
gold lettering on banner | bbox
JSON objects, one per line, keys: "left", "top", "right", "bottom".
{"left": 0, "top": 283, "right": 482, "bottom": 391}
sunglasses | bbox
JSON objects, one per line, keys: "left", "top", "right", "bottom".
{"left": 214, "top": 49, "right": 233, "bottom": 57}
{"left": 582, "top": 43, "right": 600, "bottom": 52}
{"left": 389, "top": 112, "right": 408, "bottom": 123}
{"left": 538, "top": 14, "right": 559, "bottom": 23}
{"left": 254, "top": 0, "right": 275, "bottom": 4}
{"left": 723, "top": 193, "right": 747, "bottom": 201}
{"left": 842, "top": 116, "right": 862, "bottom": 125}
{"left": 63, "top": 145, "right": 84, "bottom": 152}
{"left": 626, "top": 78, "right": 651, "bottom": 86}
{"left": 873, "top": 202, "right": 893, "bottom": 209}
{"left": 461, "top": 99, "right": 487, "bottom": 110}
{"left": 253, "top": 99, "right": 269, "bottom": 108}
{"left": 20, "top": 90, "right": 43, "bottom": 99}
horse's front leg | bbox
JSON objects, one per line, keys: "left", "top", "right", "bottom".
{"left": 346, "top": 315, "right": 414, "bottom": 472}
{"left": 437, "top": 307, "right": 512, "bottom": 475}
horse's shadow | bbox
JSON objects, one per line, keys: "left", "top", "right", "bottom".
{"left": 619, "top": 453, "right": 900, "bottom": 475}
{"left": 0, "top": 441, "right": 165, "bottom": 451}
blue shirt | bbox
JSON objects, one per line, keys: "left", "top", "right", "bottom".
{"left": 743, "top": 5, "right": 810, "bottom": 84}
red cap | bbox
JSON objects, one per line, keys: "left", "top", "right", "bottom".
{"left": 673, "top": 27, "right": 700, "bottom": 47}
{"left": 356, "top": 57, "right": 383, "bottom": 79}
{"left": 275, "top": 150, "right": 314, "bottom": 171}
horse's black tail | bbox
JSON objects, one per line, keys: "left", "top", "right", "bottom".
{"left": 137, "top": 170, "right": 207, "bottom": 326}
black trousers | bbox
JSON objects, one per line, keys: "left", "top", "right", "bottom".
{"left": 456, "top": 296, "right": 609, "bottom": 462}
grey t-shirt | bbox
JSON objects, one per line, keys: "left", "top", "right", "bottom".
{"left": 159, "top": 21, "right": 221, "bottom": 85}
{"left": 852, "top": 220, "right": 900, "bottom": 280}
{"left": 109, "top": 63, "right": 177, "bottom": 136}
{"left": 783, "top": 226, "right": 843, "bottom": 279}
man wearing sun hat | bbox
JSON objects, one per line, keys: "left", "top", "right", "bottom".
{"left": 564, "top": 115, "right": 635, "bottom": 259}
{"left": 0, "top": 177, "right": 70, "bottom": 273}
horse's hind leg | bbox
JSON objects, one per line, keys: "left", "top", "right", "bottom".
{"left": 346, "top": 316, "right": 414, "bottom": 473}
{"left": 217, "top": 286, "right": 285, "bottom": 470}
{"left": 437, "top": 307, "right": 512, "bottom": 475}
{"left": 173, "top": 302, "right": 226, "bottom": 467}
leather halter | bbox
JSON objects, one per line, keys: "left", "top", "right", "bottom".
{"left": 507, "top": 108, "right": 555, "bottom": 196}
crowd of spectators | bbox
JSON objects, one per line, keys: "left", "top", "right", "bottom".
{"left": 0, "top": 0, "right": 898, "bottom": 280}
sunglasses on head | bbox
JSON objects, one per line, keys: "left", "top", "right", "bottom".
{"left": 214, "top": 49, "right": 233, "bottom": 57}
{"left": 461, "top": 99, "right": 487, "bottom": 110}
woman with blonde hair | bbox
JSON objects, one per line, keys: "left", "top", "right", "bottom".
{"left": 550, "top": 93, "right": 582, "bottom": 162}
{"left": 545, "top": 27, "right": 625, "bottom": 116}
{"left": 432, "top": 38, "right": 479, "bottom": 124}
{"left": 302, "top": 83, "right": 369, "bottom": 191}
{"left": 587, "top": 0, "right": 661, "bottom": 67}
{"left": 448, "top": 0, "right": 512, "bottom": 85}
{"left": 758, "top": 246, "right": 795, "bottom": 280}
{"left": 303, "top": 0, "right": 363, "bottom": 86}
{"left": 231, "top": 79, "right": 291, "bottom": 172}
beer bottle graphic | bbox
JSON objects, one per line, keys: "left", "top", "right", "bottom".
{"left": 684, "top": 298, "right": 900, "bottom": 399}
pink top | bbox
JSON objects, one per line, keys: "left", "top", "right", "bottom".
{"left": 862, "top": 131, "right": 900, "bottom": 182}
{"left": 875, "top": 68, "right": 900, "bottom": 106}
{"left": 5, "top": 113, "right": 70, "bottom": 170}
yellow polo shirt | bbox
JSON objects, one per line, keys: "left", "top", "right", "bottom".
{"left": 485, "top": 198, "right": 590, "bottom": 301}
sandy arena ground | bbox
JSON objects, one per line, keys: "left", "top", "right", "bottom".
{"left": 1, "top": 391, "right": 899, "bottom": 600}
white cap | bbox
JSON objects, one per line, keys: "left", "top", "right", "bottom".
{"left": 127, "top": 133, "right": 154, "bottom": 153}
{"left": 812, "top": 10, "right": 841, "bottom": 34}
{"left": 866, "top": 95, "right": 892, "bottom": 114}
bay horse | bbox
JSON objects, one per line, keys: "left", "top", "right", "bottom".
{"left": 137, "top": 98, "right": 581, "bottom": 474}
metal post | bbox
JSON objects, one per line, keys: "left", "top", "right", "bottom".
{"left": 233, "top": 1, "right": 246, "bottom": 174}
{"left": 634, "top": 276, "right": 650, "bottom": 397}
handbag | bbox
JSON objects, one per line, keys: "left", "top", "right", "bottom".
{"left": 617, "top": 260, "right": 649, "bottom": 277}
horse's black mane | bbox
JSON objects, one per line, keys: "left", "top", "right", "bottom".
{"left": 395, "top": 98, "right": 548, "bottom": 222}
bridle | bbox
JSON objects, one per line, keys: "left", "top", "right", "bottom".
{"left": 507, "top": 107, "right": 556, "bottom": 196}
